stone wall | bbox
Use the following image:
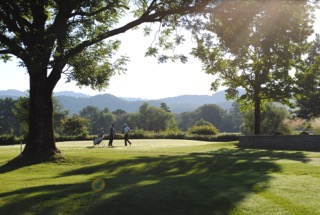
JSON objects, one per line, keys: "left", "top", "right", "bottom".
{"left": 239, "top": 135, "right": 320, "bottom": 151}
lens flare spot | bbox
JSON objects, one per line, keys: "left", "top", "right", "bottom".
{"left": 91, "top": 178, "right": 106, "bottom": 192}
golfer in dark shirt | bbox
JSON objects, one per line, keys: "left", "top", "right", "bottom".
{"left": 108, "top": 124, "right": 116, "bottom": 147}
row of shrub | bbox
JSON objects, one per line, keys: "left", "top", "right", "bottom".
{"left": 0, "top": 131, "right": 241, "bottom": 145}
{"left": 0, "top": 134, "right": 24, "bottom": 145}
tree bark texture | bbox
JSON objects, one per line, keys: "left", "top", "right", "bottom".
{"left": 22, "top": 67, "right": 60, "bottom": 159}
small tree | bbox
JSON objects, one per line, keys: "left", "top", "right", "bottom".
{"left": 160, "top": 102, "right": 171, "bottom": 113}
{"left": 137, "top": 103, "right": 176, "bottom": 132}
{"left": 194, "top": 104, "right": 225, "bottom": 130}
{"left": 61, "top": 114, "right": 89, "bottom": 138}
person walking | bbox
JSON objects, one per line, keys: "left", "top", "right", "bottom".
{"left": 123, "top": 123, "right": 132, "bottom": 146}
{"left": 108, "top": 124, "right": 116, "bottom": 147}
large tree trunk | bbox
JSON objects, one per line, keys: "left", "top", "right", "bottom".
{"left": 22, "top": 67, "right": 60, "bottom": 160}
{"left": 253, "top": 95, "right": 261, "bottom": 135}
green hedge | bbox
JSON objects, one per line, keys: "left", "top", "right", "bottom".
{"left": 0, "top": 134, "right": 24, "bottom": 145}
{"left": 188, "top": 125, "right": 219, "bottom": 135}
{"left": 1, "top": 131, "right": 241, "bottom": 145}
{"left": 185, "top": 133, "right": 240, "bottom": 142}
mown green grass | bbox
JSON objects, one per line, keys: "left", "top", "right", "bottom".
{"left": 1, "top": 139, "right": 320, "bottom": 215}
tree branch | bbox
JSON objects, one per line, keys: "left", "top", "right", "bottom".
{"left": 71, "top": 2, "right": 129, "bottom": 17}
{"left": 0, "top": 34, "right": 26, "bottom": 59}
{"left": 0, "top": 49, "right": 10, "bottom": 54}
{"left": 64, "top": 2, "right": 219, "bottom": 62}
{"left": 1, "top": 3, "right": 27, "bottom": 35}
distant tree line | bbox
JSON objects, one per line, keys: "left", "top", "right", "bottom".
{"left": 1, "top": 94, "right": 320, "bottom": 143}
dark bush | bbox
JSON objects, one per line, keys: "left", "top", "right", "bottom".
{"left": 0, "top": 134, "right": 23, "bottom": 145}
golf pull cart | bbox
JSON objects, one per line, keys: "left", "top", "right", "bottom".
{"left": 93, "top": 131, "right": 105, "bottom": 147}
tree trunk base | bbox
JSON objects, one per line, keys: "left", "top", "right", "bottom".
{"left": 22, "top": 144, "right": 62, "bottom": 163}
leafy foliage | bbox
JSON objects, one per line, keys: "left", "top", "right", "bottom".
{"left": 13, "top": 97, "right": 29, "bottom": 136}
{"left": 136, "top": 103, "right": 177, "bottom": 132}
{"left": 294, "top": 34, "right": 320, "bottom": 119}
{"left": 194, "top": 104, "right": 225, "bottom": 129}
{"left": 195, "top": 119, "right": 213, "bottom": 126}
{"left": 80, "top": 106, "right": 115, "bottom": 134}
{"left": 0, "top": 98, "right": 21, "bottom": 135}
{"left": 241, "top": 103, "right": 291, "bottom": 135}
{"left": 61, "top": 114, "right": 89, "bottom": 137}
{"left": 189, "top": 0, "right": 316, "bottom": 134}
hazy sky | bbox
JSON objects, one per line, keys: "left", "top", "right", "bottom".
{"left": 0, "top": 10, "right": 319, "bottom": 100}
{"left": 0, "top": 27, "right": 214, "bottom": 100}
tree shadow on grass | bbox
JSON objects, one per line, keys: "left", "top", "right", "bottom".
{"left": 0, "top": 153, "right": 66, "bottom": 174}
{"left": 0, "top": 149, "right": 310, "bottom": 215}
{"left": 0, "top": 156, "right": 28, "bottom": 173}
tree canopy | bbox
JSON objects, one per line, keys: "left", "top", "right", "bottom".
{"left": 0, "top": 0, "right": 220, "bottom": 88}
{"left": 190, "top": 0, "right": 317, "bottom": 134}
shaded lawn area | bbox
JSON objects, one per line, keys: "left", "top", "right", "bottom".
{"left": 0, "top": 140, "right": 320, "bottom": 215}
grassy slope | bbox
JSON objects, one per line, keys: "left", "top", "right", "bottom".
{"left": 1, "top": 139, "right": 320, "bottom": 215}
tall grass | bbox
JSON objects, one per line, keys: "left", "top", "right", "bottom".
{"left": 1, "top": 140, "right": 320, "bottom": 215}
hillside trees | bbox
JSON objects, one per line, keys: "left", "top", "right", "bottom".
{"left": 112, "top": 109, "right": 131, "bottom": 130}
{"left": 61, "top": 114, "right": 89, "bottom": 137}
{"left": 79, "top": 103, "right": 177, "bottom": 133}
{"left": 193, "top": 104, "right": 225, "bottom": 130}
{"left": 221, "top": 102, "right": 242, "bottom": 132}
{"left": 190, "top": 0, "right": 316, "bottom": 134}
{"left": 175, "top": 111, "right": 196, "bottom": 131}
{"left": 13, "top": 96, "right": 70, "bottom": 137}
{"left": 80, "top": 106, "right": 115, "bottom": 134}
{"left": 0, "top": 98, "right": 20, "bottom": 135}
{"left": 0, "top": 96, "right": 69, "bottom": 137}
{"left": 0, "top": 0, "right": 222, "bottom": 160}
{"left": 52, "top": 97, "right": 70, "bottom": 135}
{"left": 175, "top": 103, "right": 239, "bottom": 132}
{"left": 136, "top": 103, "right": 177, "bottom": 131}
{"left": 241, "top": 103, "right": 291, "bottom": 135}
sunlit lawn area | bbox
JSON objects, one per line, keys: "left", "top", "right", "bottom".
{"left": 1, "top": 139, "right": 320, "bottom": 215}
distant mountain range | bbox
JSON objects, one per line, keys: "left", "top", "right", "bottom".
{"left": 0, "top": 89, "right": 242, "bottom": 114}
